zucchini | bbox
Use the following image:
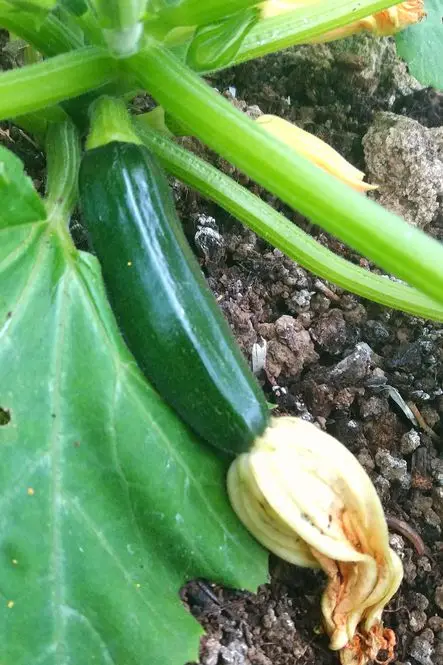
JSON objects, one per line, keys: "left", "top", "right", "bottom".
{"left": 79, "top": 141, "right": 269, "bottom": 454}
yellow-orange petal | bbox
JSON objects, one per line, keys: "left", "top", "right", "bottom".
{"left": 256, "top": 114, "right": 377, "bottom": 192}
{"left": 361, "top": 0, "right": 426, "bottom": 36}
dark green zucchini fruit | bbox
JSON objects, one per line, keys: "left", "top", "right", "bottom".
{"left": 79, "top": 141, "right": 269, "bottom": 453}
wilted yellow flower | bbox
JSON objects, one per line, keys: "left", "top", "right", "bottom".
{"left": 227, "top": 417, "right": 403, "bottom": 665}
{"left": 359, "top": 1, "right": 426, "bottom": 36}
{"left": 260, "top": 0, "right": 426, "bottom": 38}
{"left": 256, "top": 114, "right": 376, "bottom": 192}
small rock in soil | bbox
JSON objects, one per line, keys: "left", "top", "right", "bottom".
{"left": 409, "top": 592, "right": 430, "bottom": 611}
{"left": 374, "top": 475, "right": 391, "bottom": 502}
{"left": 432, "top": 126, "right": 443, "bottom": 161}
{"left": 403, "top": 551, "right": 418, "bottom": 584}
{"left": 363, "top": 112, "right": 443, "bottom": 228}
{"left": 310, "top": 309, "right": 347, "bottom": 355}
{"left": 258, "top": 315, "right": 318, "bottom": 380}
{"left": 431, "top": 458, "right": 443, "bottom": 487}
{"left": 303, "top": 380, "right": 337, "bottom": 419}
{"left": 222, "top": 300, "right": 257, "bottom": 356}
{"left": 410, "top": 610, "right": 428, "bottom": 633}
{"left": 409, "top": 634, "right": 434, "bottom": 665}
{"left": 411, "top": 495, "right": 433, "bottom": 518}
{"left": 364, "top": 410, "right": 405, "bottom": 452}
{"left": 388, "top": 341, "right": 424, "bottom": 373}
{"left": 428, "top": 616, "right": 443, "bottom": 633}
{"left": 432, "top": 488, "right": 443, "bottom": 521}
{"left": 389, "top": 533, "right": 405, "bottom": 557}
{"left": 375, "top": 449, "right": 411, "bottom": 489}
{"left": 194, "top": 215, "right": 225, "bottom": 265}
{"left": 326, "top": 342, "right": 373, "bottom": 388}
{"left": 363, "top": 319, "right": 391, "bottom": 346}
{"left": 435, "top": 586, "right": 443, "bottom": 612}
{"left": 290, "top": 289, "right": 312, "bottom": 313}
{"left": 219, "top": 639, "right": 248, "bottom": 665}
{"left": 360, "top": 395, "right": 389, "bottom": 420}
{"left": 247, "top": 648, "right": 272, "bottom": 665}
{"left": 357, "top": 447, "right": 375, "bottom": 471}
{"left": 401, "top": 429, "right": 421, "bottom": 455}
{"left": 200, "top": 636, "right": 221, "bottom": 665}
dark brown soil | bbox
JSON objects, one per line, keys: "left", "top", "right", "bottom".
{"left": 1, "top": 30, "right": 442, "bottom": 665}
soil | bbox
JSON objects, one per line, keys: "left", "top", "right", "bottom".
{"left": 1, "top": 30, "right": 442, "bottom": 665}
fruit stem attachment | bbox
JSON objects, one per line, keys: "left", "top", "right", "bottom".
{"left": 86, "top": 95, "right": 142, "bottom": 150}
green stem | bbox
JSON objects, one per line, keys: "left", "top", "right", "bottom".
{"left": 230, "top": 0, "right": 402, "bottom": 67}
{"left": 45, "top": 119, "right": 81, "bottom": 220}
{"left": 14, "top": 106, "right": 69, "bottom": 145}
{"left": 73, "top": 8, "right": 107, "bottom": 46}
{"left": 156, "top": 0, "right": 259, "bottom": 27}
{"left": 127, "top": 44, "right": 443, "bottom": 307}
{"left": 134, "top": 122, "right": 443, "bottom": 322}
{"left": 0, "top": 47, "right": 116, "bottom": 122}
{"left": 0, "top": 3, "right": 83, "bottom": 56}
{"left": 86, "top": 95, "right": 142, "bottom": 149}
{"left": 136, "top": 106, "right": 174, "bottom": 136}
{"left": 87, "top": 0, "right": 146, "bottom": 57}
{"left": 12, "top": 115, "right": 48, "bottom": 144}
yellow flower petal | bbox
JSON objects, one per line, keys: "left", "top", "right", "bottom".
{"left": 231, "top": 453, "right": 319, "bottom": 566}
{"left": 256, "top": 114, "right": 376, "bottom": 192}
{"left": 360, "top": 1, "right": 426, "bottom": 36}
{"left": 227, "top": 417, "right": 403, "bottom": 665}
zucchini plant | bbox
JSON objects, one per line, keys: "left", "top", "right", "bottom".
{"left": 0, "top": 1, "right": 440, "bottom": 664}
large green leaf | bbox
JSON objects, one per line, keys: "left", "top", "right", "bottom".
{"left": 396, "top": 0, "right": 443, "bottom": 90}
{"left": 0, "top": 145, "right": 267, "bottom": 664}
{"left": 0, "top": 145, "right": 47, "bottom": 227}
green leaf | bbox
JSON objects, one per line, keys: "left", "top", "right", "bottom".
{"left": 0, "top": 172, "right": 267, "bottom": 663}
{"left": 4, "top": 0, "right": 57, "bottom": 13}
{"left": 0, "top": 145, "right": 46, "bottom": 227}
{"left": 59, "top": 0, "right": 87, "bottom": 15}
{"left": 396, "top": 0, "right": 443, "bottom": 90}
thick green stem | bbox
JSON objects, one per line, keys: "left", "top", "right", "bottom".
{"left": 155, "top": 0, "right": 259, "bottom": 27}
{"left": 13, "top": 106, "right": 68, "bottom": 144}
{"left": 86, "top": 96, "right": 142, "bottom": 149}
{"left": 0, "top": 3, "right": 83, "bottom": 56}
{"left": 127, "top": 44, "right": 443, "bottom": 307}
{"left": 134, "top": 122, "right": 443, "bottom": 322}
{"left": 0, "top": 47, "right": 116, "bottom": 122}
{"left": 87, "top": 0, "right": 147, "bottom": 56}
{"left": 231, "top": 0, "right": 401, "bottom": 67}
{"left": 137, "top": 106, "right": 174, "bottom": 136}
{"left": 45, "top": 119, "right": 81, "bottom": 220}
{"left": 72, "top": 9, "right": 107, "bottom": 46}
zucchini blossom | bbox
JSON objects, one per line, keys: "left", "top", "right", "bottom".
{"left": 227, "top": 417, "right": 403, "bottom": 665}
